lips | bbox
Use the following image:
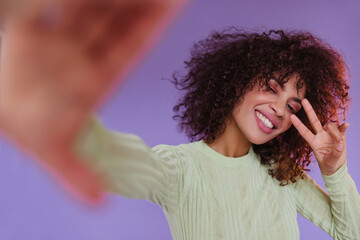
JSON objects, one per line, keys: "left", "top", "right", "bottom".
{"left": 255, "top": 109, "right": 279, "bottom": 129}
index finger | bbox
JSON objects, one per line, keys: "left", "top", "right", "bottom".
{"left": 302, "top": 98, "right": 323, "bottom": 134}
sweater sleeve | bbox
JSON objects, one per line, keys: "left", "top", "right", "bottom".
{"left": 292, "top": 163, "right": 360, "bottom": 239}
{"left": 74, "top": 116, "right": 181, "bottom": 211}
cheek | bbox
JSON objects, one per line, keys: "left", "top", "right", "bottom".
{"left": 279, "top": 118, "right": 293, "bottom": 134}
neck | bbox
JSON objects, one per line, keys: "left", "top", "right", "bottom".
{"left": 207, "top": 120, "right": 251, "bottom": 158}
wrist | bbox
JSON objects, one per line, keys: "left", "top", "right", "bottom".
{"left": 320, "top": 162, "right": 345, "bottom": 176}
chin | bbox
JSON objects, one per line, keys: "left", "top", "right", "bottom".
{"left": 250, "top": 139, "right": 270, "bottom": 145}
{"left": 247, "top": 133, "right": 277, "bottom": 145}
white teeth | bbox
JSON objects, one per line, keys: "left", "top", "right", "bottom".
{"left": 256, "top": 111, "right": 274, "bottom": 129}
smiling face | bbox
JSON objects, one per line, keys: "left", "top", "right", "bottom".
{"left": 228, "top": 74, "right": 306, "bottom": 145}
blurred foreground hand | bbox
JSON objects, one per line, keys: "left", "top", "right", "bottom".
{"left": 0, "top": 0, "right": 188, "bottom": 204}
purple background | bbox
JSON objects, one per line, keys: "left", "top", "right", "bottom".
{"left": 1, "top": 0, "right": 360, "bottom": 239}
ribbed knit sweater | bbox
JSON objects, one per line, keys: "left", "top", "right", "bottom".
{"left": 76, "top": 117, "right": 360, "bottom": 240}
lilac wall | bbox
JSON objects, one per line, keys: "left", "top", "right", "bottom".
{"left": 1, "top": 0, "right": 360, "bottom": 239}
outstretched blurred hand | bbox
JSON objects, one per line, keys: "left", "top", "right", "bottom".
{"left": 0, "top": 0, "right": 187, "bottom": 203}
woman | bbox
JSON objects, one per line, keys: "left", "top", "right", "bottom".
{"left": 75, "top": 29, "right": 360, "bottom": 239}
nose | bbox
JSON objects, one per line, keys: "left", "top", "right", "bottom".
{"left": 270, "top": 102, "right": 285, "bottom": 117}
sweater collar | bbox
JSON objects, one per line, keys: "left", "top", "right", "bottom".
{"left": 196, "top": 140, "right": 258, "bottom": 167}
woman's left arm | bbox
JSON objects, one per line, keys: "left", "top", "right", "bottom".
{"left": 291, "top": 98, "right": 360, "bottom": 239}
{"left": 292, "top": 162, "right": 360, "bottom": 239}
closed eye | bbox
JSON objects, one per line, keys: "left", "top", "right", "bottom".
{"left": 266, "top": 86, "right": 277, "bottom": 94}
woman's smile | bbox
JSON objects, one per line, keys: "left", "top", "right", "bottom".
{"left": 254, "top": 110, "right": 276, "bottom": 134}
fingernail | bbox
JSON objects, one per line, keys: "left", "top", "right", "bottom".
{"left": 336, "top": 141, "right": 344, "bottom": 151}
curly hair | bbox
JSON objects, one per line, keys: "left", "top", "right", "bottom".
{"left": 172, "top": 28, "right": 350, "bottom": 185}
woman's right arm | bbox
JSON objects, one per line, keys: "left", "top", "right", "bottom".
{"left": 0, "top": 0, "right": 187, "bottom": 202}
{"left": 75, "top": 115, "right": 182, "bottom": 210}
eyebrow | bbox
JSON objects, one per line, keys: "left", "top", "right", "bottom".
{"left": 290, "top": 97, "right": 302, "bottom": 104}
{"left": 274, "top": 81, "right": 303, "bottom": 104}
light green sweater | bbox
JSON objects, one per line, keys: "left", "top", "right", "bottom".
{"left": 76, "top": 117, "right": 360, "bottom": 240}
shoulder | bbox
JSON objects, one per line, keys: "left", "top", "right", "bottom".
{"left": 152, "top": 141, "right": 200, "bottom": 160}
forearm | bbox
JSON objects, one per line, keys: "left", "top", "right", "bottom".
{"left": 74, "top": 115, "right": 180, "bottom": 209}
{"left": 321, "top": 163, "right": 360, "bottom": 239}
{"left": 294, "top": 163, "right": 360, "bottom": 240}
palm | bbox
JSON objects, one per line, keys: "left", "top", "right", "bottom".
{"left": 291, "top": 99, "right": 348, "bottom": 175}
{"left": 310, "top": 131, "right": 346, "bottom": 169}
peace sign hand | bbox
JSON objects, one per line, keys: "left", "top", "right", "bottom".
{"left": 290, "top": 99, "right": 350, "bottom": 176}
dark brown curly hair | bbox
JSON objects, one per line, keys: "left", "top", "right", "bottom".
{"left": 172, "top": 28, "right": 350, "bottom": 185}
